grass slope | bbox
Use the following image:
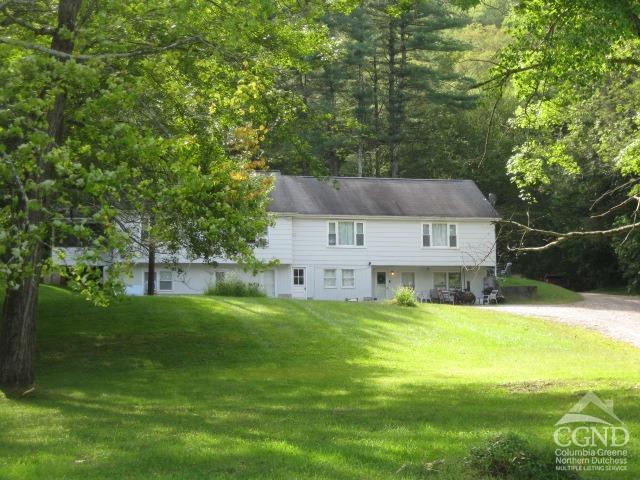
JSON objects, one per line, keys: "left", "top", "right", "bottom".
{"left": 500, "top": 276, "right": 583, "bottom": 304}
{"left": 1, "top": 287, "right": 639, "bottom": 479}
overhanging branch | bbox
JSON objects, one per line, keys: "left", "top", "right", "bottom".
{"left": 0, "top": 35, "right": 213, "bottom": 61}
{"left": 500, "top": 218, "right": 640, "bottom": 252}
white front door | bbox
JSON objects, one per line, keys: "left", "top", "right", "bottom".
{"left": 263, "top": 269, "right": 276, "bottom": 297}
{"left": 291, "top": 267, "right": 307, "bottom": 299}
{"left": 375, "top": 270, "right": 388, "bottom": 299}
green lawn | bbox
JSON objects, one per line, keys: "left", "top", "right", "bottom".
{"left": 500, "top": 276, "right": 583, "bottom": 304}
{"left": 1, "top": 286, "right": 639, "bottom": 479}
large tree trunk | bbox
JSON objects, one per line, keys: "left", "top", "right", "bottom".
{"left": 147, "top": 239, "right": 156, "bottom": 296}
{"left": 0, "top": 245, "right": 43, "bottom": 388}
{"left": 0, "top": 0, "right": 82, "bottom": 389}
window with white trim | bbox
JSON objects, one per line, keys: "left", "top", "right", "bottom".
{"left": 341, "top": 269, "right": 355, "bottom": 288}
{"left": 328, "top": 221, "right": 365, "bottom": 247}
{"left": 422, "top": 223, "right": 457, "bottom": 248}
{"left": 448, "top": 271, "right": 461, "bottom": 290}
{"left": 328, "top": 222, "right": 337, "bottom": 245}
{"left": 422, "top": 224, "right": 430, "bottom": 247}
{"left": 159, "top": 271, "right": 173, "bottom": 291}
{"left": 146, "top": 271, "right": 173, "bottom": 292}
{"left": 323, "top": 269, "right": 337, "bottom": 288}
{"left": 433, "top": 271, "right": 462, "bottom": 290}
{"left": 215, "top": 271, "right": 225, "bottom": 283}
{"left": 401, "top": 272, "right": 415, "bottom": 289}
{"left": 293, "top": 268, "right": 305, "bottom": 286}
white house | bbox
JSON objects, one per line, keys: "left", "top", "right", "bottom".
{"left": 55, "top": 174, "right": 499, "bottom": 301}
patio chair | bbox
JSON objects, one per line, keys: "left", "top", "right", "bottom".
{"left": 498, "top": 262, "right": 512, "bottom": 277}
{"left": 440, "top": 290, "right": 455, "bottom": 305}
{"left": 416, "top": 291, "right": 429, "bottom": 303}
{"left": 484, "top": 289, "right": 499, "bottom": 304}
{"left": 429, "top": 289, "right": 440, "bottom": 303}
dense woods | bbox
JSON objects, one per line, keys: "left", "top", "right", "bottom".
{"left": 1, "top": 0, "right": 640, "bottom": 386}
{"left": 265, "top": 0, "right": 640, "bottom": 293}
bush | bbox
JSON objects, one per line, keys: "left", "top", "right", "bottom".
{"left": 466, "top": 434, "right": 579, "bottom": 480}
{"left": 206, "top": 279, "right": 265, "bottom": 297}
{"left": 393, "top": 286, "right": 417, "bottom": 307}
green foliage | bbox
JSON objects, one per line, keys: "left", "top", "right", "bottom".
{"left": 466, "top": 434, "right": 579, "bottom": 480}
{"left": 265, "top": 0, "right": 479, "bottom": 177}
{"left": 611, "top": 220, "right": 640, "bottom": 292}
{"left": 0, "top": 0, "right": 332, "bottom": 303}
{"left": 393, "top": 286, "right": 417, "bottom": 307}
{"left": 206, "top": 279, "right": 265, "bottom": 297}
{"left": 485, "top": 1, "right": 640, "bottom": 290}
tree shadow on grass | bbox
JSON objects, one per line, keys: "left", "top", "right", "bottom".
{"left": 4, "top": 378, "right": 638, "bottom": 479}
{"left": 1, "top": 289, "right": 639, "bottom": 479}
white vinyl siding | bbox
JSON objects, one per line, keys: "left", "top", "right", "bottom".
{"left": 254, "top": 216, "right": 293, "bottom": 263}
{"left": 341, "top": 269, "right": 355, "bottom": 288}
{"left": 294, "top": 218, "right": 494, "bottom": 268}
{"left": 323, "top": 269, "right": 337, "bottom": 288}
{"left": 328, "top": 221, "right": 365, "bottom": 247}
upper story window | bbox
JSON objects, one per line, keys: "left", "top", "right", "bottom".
{"left": 328, "top": 221, "right": 365, "bottom": 247}
{"left": 422, "top": 223, "right": 457, "bottom": 248}
{"left": 259, "top": 225, "right": 269, "bottom": 247}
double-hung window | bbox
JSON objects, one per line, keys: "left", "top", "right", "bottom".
{"left": 146, "top": 271, "right": 173, "bottom": 292}
{"left": 328, "top": 221, "right": 365, "bottom": 247}
{"left": 324, "top": 269, "right": 337, "bottom": 288}
{"left": 449, "top": 224, "right": 457, "bottom": 247}
{"left": 422, "top": 223, "right": 457, "bottom": 248}
{"left": 341, "top": 269, "right": 355, "bottom": 288}
{"left": 422, "top": 224, "right": 431, "bottom": 247}
{"left": 159, "top": 271, "right": 173, "bottom": 291}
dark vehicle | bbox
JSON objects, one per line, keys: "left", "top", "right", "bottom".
{"left": 544, "top": 273, "right": 569, "bottom": 289}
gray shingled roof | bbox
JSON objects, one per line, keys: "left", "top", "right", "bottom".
{"left": 269, "top": 175, "right": 499, "bottom": 218}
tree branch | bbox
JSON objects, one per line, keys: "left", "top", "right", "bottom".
{"left": 590, "top": 195, "right": 640, "bottom": 218}
{"left": 590, "top": 177, "right": 640, "bottom": 210}
{"left": 0, "top": 3, "right": 55, "bottom": 35}
{"left": 0, "top": 34, "right": 213, "bottom": 61}
{"left": 500, "top": 218, "right": 640, "bottom": 252}
{"left": 470, "top": 64, "right": 541, "bottom": 90}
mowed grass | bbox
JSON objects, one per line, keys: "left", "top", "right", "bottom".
{"left": 500, "top": 276, "right": 583, "bottom": 304}
{"left": 1, "top": 286, "right": 639, "bottom": 479}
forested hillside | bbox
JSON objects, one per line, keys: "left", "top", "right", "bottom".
{"left": 261, "top": 0, "right": 639, "bottom": 292}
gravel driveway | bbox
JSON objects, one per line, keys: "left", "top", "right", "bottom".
{"left": 485, "top": 293, "right": 640, "bottom": 347}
